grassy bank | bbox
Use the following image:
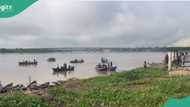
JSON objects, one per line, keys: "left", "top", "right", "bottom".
{"left": 1, "top": 67, "right": 190, "bottom": 107}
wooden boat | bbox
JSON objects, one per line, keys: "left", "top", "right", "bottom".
{"left": 95, "top": 65, "right": 117, "bottom": 72}
{"left": 108, "top": 66, "right": 117, "bottom": 71}
{"left": 18, "top": 60, "right": 38, "bottom": 66}
{"left": 52, "top": 65, "right": 74, "bottom": 72}
{"left": 27, "top": 81, "right": 37, "bottom": 88}
{"left": 70, "top": 59, "right": 84, "bottom": 63}
{"left": 47, "top": 58, "right": 56, "bottom": 62}
{"left": 96, "top": 58, "right": 117, "bottom": 72}
{"left": 38, "top": 82, "right": 50, "bottom": 89}
{"left": 95, "top": 66, "right": 107, "bottom": 71}
{"left": 0, "top": 83, "right": 13, "bottom": 93}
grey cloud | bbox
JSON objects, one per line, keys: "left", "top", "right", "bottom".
{"left": 0, "top": 23, "right": 44, "bottom": 36}
{"left": 0, "top": 1, "right": 190, "bottom": 48}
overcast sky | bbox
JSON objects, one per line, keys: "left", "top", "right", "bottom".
{"left": 0, "top": 1, "right": 190, "bottom": 48}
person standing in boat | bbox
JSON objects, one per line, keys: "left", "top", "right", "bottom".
{"left": 98, "top": 63, "right": 101, "bottom": 68}
{"left": 56, "top": 64, "right": 60, "bottom": 70}
{"left": 68, "top": 65, "right": 71, "bottom": 71}
{"left": 101, "top": 57, "right": 104, "bottom": 63}
{"left": 110, "top": 61, "right": 113, "bottom": 67}
{"left": 64, "top": 63, "right": 67, "bottom": 70}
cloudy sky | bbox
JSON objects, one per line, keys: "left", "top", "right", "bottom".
{"left": 0, "top": 1, "right": 190, "bottom": 48}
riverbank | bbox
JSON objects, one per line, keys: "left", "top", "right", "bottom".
{"left": 1, "top": 66, "right": 190, "bottom": 107}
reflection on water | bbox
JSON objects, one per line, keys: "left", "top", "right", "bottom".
{"left": 53, "top": 70, "right": 75, "bottom": 77}
{"left": 0, "top": 52, "right": 165, "bottom": 85}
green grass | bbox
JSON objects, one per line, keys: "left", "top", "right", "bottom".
{"left": 0, "top": 92, "right": 48, "bottom": 107}
{"left": 1, "top": 67, "right": 190, "bottom": 107}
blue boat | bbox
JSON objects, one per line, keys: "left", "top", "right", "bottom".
{"left": 95, "top": 65, "right": 117, "bottom": 71}
{"left": 96, "top": 57, "right": 117, "bottom": 72}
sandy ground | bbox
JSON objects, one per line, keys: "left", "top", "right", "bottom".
{"left": 169, "top": 67, "right": 190, "bottom": 76}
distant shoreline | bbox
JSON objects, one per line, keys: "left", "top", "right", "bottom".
{"left": 0, "top": 47, "right": 188, "bottom": 53}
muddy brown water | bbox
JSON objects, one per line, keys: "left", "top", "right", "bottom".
{"left": 0, "top": 52, "right": 165, "bottom": 85}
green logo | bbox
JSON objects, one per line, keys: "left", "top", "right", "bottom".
{"left": 163, "top": 97, "right": 190, "bottom": 107}
{"left": 0, "top": 0, "right": 38, "bottom": 18}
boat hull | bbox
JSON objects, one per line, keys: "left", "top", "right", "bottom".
{"left": 95, "top": 66, "right": 117, "bottom": 72}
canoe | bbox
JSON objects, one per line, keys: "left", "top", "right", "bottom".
{"left": 18, "top": 61, "right": 38, "bottom": 66}
{"left": 52, "top": 66, "right": 74, "bottom": 72}
{"left": 95, "top": 66, "right": 117, "bottom": 72}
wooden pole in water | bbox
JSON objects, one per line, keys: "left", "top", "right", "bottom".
{"left": 168, "top": 52, "right": 172, "bottom": 71}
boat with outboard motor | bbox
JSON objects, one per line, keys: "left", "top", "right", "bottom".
{"left": 95, "top": 58, "right": 117, "bottom": 72}
{"left": 52, "top": 63, "right": 74, "bottom": 72}
{"left": 18, "top": 59, "right": 38, "bottom": 66}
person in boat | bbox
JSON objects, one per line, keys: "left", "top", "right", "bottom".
{"left": 101, "top": 57, "right": 104, "bottom": 63}
{"left": 104, "top": 64, "right": 108, "bottom": 70}
{"left": 101, "top": 57, "right": 108, "bottom": 63}
{"left": 110, "top": 61, "right": 113, "bottom": 67}
{"left": 63, "top": 63, "right": 67, "bottom": 70}
{"left": 107, "top": 63, "right": 110, "bottom": 68}
{"left": 68, "top": 65, "right": 71, "bottom": 70}
{"left": 69, "top": 65, "right": 74, "bottom": 71}
{"left": 56, "top": 65, "right": 60, "bottom": 70}
{"left": 97, "top": 63, "right": 101, "bottom": 68}
{"left": 102, "top": 64, "right": 105, "bottom": 68}
{"left": 60, "top": 66, "right": 64, "bottom": 71}
{"left": 33, "top": 59, "right": 37, "bottom": 63}
{"left": 108, "top": 61, "right": 112, "bottom": 68}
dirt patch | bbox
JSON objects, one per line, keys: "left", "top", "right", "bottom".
{"left": 169, "top": 68, "right": 190, "bottom": 76}
{"left": 150, "top": 63, "right": 165, "bottom": 67}
{"left": 24, "top": 89, "right": 49, "bottom": 97}
{"left": 62, "top": 80, "right": 84, "bottom": 92}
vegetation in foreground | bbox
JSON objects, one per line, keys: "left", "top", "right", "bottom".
{"left": 1, "top": 67, "right": 190, "bottom": 107}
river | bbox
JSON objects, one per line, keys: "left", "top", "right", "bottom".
{"left": 0, "top": 52, "right": 165, "bottom": 85}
